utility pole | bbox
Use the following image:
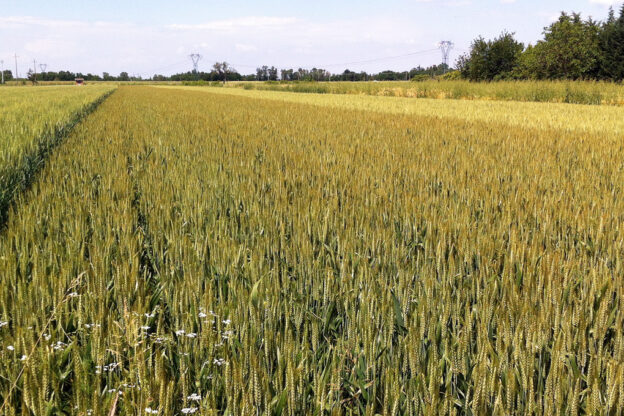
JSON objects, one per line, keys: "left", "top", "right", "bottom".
{"left": 14, "top": 53, "right": 19, "bottom": 79}
{"left": 437, "top": 41, "right": 454, "bottom": 74}
{"left": 1, "top": 60, "right": 4, "bottom": 84}
{"left": 39, "top": 63, "right": 47, "bottom": 73}
{"left": 32, "top": 59, "right": 37, "bottom": 84}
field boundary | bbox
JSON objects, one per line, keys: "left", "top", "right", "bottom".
{"left": 0, "top": 88, "right": 116, "bottom": 229}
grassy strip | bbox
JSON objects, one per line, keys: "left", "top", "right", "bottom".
{"left": 223, "top": 80, "right": 624, "bottom": 106}
{"left": 0, "top": 89, "right": 115, "bottom": 228}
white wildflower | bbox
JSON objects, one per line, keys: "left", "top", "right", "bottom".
{"left": 7, "top": 345, "right": 14, "bottom": 351}
{"left": 52, "top": 341, "right": 67, "bottom": 351}
{"left": 186, "top": 332, "right": 197, "bottom": 338}
{"left": 175, "top": 330, "right": 186, "bottom": 336}
{"left": 181, "top": 408, "right": 198, "bottom": 414}
{"left": 145, "top": 407, "right": 159, "bottom": 414}
{"left": 198, "top": 312, "right": 207, "bottom": 318}
{"left": 187, "top": 393, "right": 201, "bottom": 401}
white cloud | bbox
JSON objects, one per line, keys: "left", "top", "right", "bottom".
{"left": 0, "top": 16, "right": 87, "bottom": 29}
{"left": 235, "top": 43, "right": 258, "bottom": 52}
{"left": 589, "top": 0, "right": 621, "bottom": 5}
{"left": 0, "top": 14, "right": 445, "bottom": 76}
{"left": 536, "top": 11, "right": 562, "bottom": 23}
{"left": 167, "top": 17, "right": 299, "bottom": 32}
{"left": 444, "top": 0, "right": 472, "bottom": 6}
{"left": 24, "top": 38, "right": 80, "bottom": 57}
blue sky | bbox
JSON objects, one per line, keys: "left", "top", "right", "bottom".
{"left": 0, "top": 0, "right": 621, "bottom": 77}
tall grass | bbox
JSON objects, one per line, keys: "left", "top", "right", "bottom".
{"left": 0, "top": 86, "right": 623, "bottom": 415}
{"left": 228, "top": 80, "right": 624, "bottom": 105}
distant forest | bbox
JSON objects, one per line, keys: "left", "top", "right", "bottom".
{"left": 4, "top": 6, "right": 624, "bottom": 83}
{"left": 3, "top": 64, "right": 450, "bottom": 83}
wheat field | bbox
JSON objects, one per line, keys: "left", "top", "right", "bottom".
{"left": 0, "top": 85, "right": 114, "bottom": 226}
{"left": 0, "top": 85, "right": 623, "bottom": 415}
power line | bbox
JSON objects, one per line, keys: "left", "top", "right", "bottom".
{"left": 146, "top": 59, "right": 190, "bottom": 75}
{"left": 227, "top": 47, "right": 440, "bottom": 73}
{"left": 140, "top": 46, "right": 446, "bottom": 79}
{"left": 319, "top": 48, "right": 440, "bottom": 68}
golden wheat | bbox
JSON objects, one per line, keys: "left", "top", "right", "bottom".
{"left": 0, "top": 86, "right": 622, "bottom": 415}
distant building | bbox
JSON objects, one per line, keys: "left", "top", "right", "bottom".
{"left": 75, "top": 78, "right": 85, "bottom": 85}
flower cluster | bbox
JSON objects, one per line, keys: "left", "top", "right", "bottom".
{"left": 95, "top": 362, "right": 121, "bottom": 374}
{"left": 187, "top": 393, "right": 201, "bottom": 401}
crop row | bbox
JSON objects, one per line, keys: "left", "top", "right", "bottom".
{"left": 0, "top": 86, "right": 623, "bottom": 414}
{"left": 0, "top": 86, "right": 115, "bottom": 226}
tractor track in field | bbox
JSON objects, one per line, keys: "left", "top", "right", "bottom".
{"left": 0, "top": 89, "right": 116, "bottom": 230}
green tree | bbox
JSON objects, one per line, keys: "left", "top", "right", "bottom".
{"left": 256, "top": 66, "right": 269, "bottom": 81}
{"left": 1, "top": 70, "right": 12, "bottom": 82}
{"left": 268, "top": 66, "right": 278, "bottom": 81}
{"left": 26, "top": 69, "right": 38, "bottom": 85}
{"left": 280, "top": 69, "right": 294, "bottom": 81}
{"left": 537, "top": 12, "right": 601, "bottom": 79}
{"left": 512, "top": 44, "right": 547, "bottom": 79}
{"left": 599, "top": 5, "right": 624, "bottom": 80}
{"left": 213, "top": 62, "right": 232, "bottom": 84}
{"left": 458, "top": 32, "right": 524, "bottom": 81}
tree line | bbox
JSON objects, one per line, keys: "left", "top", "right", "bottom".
{"left": 3, "top": 63, "right": 449, "bottom": 84}
{"left": 160, "top": 63, "right": 449, "bottom": 83}
{"left": 458, "top": 6, "right": 624, "bottom": 81}
{"left": 3, "top": 70, "right": 141, "bottom": 83}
